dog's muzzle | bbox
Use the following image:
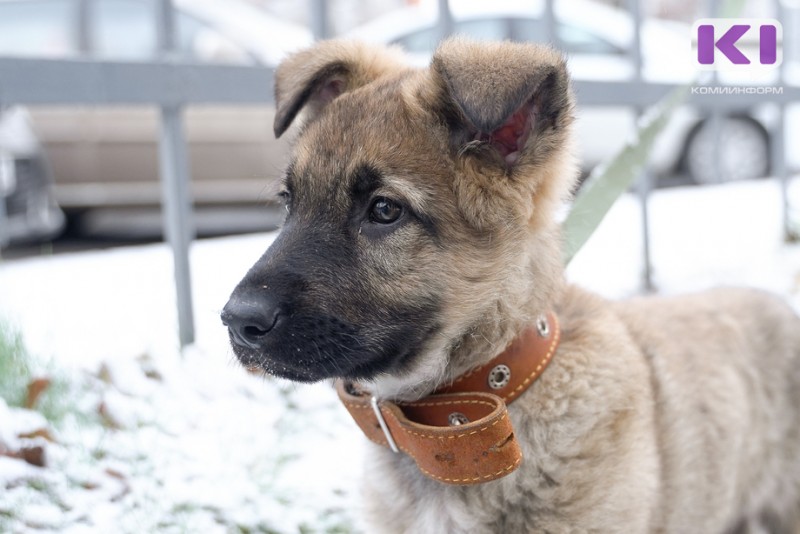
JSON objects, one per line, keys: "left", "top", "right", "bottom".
{"left": 221, "top": 289, "right": 283, "bottom": 351}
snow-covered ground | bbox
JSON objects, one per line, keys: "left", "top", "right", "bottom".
{"left": 0, "top": 178, "right": 799, "bottom": 533}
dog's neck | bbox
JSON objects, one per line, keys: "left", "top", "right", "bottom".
{"left": 363, "top": 225, "right": 565, "bottom": 401}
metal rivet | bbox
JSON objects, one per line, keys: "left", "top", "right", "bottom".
{"left": 488, "top": 364, "right": 511, "bottom": 389}
{"left": 448, "top": 412, "right": 469, "bottom": 426}
{"left": 536, "top": 315, "right": 550, "bottom": 338}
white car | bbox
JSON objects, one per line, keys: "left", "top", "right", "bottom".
{"left": 346, "top": 0, "right": 781, "bottom": 184}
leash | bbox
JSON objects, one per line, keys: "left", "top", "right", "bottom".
{"left": 336, "top": 312, "right": 560, "bottom": 485}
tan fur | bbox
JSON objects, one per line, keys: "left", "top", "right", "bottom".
{"left": 265, "top": 38, "right": 800, "bottom": 533}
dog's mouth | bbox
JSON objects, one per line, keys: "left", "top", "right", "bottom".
{"left": 231, "top": 344, "right": 364, "bottom": 383}
{"left": 230, "top": 340, "right": 420, "bottom": 383}
{"left": 226, "top": 313, "right": 438, "bottom": 384}
{"left": 235, "top": 349, "right": 339, "bottom": 382}
{"left": 226, "top": 314, "right": 364, "bottom": 382}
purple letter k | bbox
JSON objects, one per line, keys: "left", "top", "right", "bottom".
{"left": 697, "top": 24, "right": 751, "bottom": 65}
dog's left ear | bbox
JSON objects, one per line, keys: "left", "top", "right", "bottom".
{"left": 273, "top": 40, "right": 408, "bottom": 137}
{"left": 431, "top": 37, "right": 572, "bottom": 167}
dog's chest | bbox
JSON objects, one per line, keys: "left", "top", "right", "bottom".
{"left": 362, "top": 410, "right": 583, "bottom": 534}
{"left": 361, "top": 351, "right": 663, "bottom": 534}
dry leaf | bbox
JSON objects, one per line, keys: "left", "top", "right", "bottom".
{"left": 25, "top": 377, "right": 51, "bottom": 409}
{"left": 17, "top": 428, "right": 55, "bottom": 443}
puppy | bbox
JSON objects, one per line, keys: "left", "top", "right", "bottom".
{"left": 222, "top": 38, "right": 800, "bottom": 533}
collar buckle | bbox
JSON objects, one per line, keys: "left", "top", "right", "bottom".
{"left": 371, "top": 396, "right": 400, "bottom": 453}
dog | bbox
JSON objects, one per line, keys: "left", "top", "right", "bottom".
{"left": 221, "top": 38, "right": 800, "bottom": 533}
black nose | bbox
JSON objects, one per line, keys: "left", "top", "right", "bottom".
{"left": 221, "top": 291, "right": 282, "bottom": 350}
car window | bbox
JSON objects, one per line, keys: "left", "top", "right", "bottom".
{"left": 394, "top": 26, "right": 437, "bottom": 54}
{"left": 392, "top": 16, "right": 622, "bottom": 56}
{"left": 0, "top": 0, "right": 76, "bottom": 57}
{"left": 456, "top": 18, "right": 513, "bottom": 41}
{"left": 395, "top": 18, "right": 512, "bottom": 54}
{"left": 557, "top": 24, "right": 624, "bottom": 55}
{"left": 92, "top": 0, "right": 158, "bottom": 59}
{"left": 174, "top": 11, "right": 253, "bottom": 64}
{"left": 509, "top": 18, "right": 544, "bottom": 42}
{"left": 93, "top": 0, "right": 250, "bottom": 63}
{"left": 510, "top": 17, "right": 622, "bottom": 54}
{"left": 0, "top": 0, "right": 250, "bottom": 63}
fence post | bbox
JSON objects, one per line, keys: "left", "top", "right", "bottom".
{"left": 775, "top": 0, "right": 794, "bottom": 241}
{"left": 157, "top": 0, "right": 195, "bottom": 347}
{"left": 543, "top": 0, "right": 555, "bottom": 44}
{"left": 436, "top": 0, "right": 454, "bottom": 41}
{"left": 630, "top": 0, "right": 654, "bottom": 291}
{"left": 158, "top": 105, "right": 195, "bottom": 347}
{"left": 0, "top": 190, "right": 8, "bottom": 255}
{"left": 310, "top": 0, "right": 329, "bottom": 40}
{"left": 76, "top": 0, "right": 92, "bottom": 55}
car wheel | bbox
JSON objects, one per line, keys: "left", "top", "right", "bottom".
{"left": 684, "top": 117, "right": 770, "bottom": 185}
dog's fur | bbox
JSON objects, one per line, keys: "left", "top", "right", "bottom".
{"left": 224, "top": 38, "right": 800, "bottom": 533}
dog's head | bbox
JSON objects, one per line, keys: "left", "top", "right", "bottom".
{"left": 222, "top": 38, "right": 577, "bottom": 396}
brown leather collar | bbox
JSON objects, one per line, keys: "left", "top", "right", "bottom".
{"left": 336, "top": 311, "right": 560, "bottom": 485}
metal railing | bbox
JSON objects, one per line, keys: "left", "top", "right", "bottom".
{"left": 0, "top": 0, "right": 796, "bottom": 347}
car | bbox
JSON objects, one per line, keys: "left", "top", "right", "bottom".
{"left": 0, "top": 0, "right": 313, "bottom": 233}
{"left": 345, "top": 0, "right": 783, "bottom": 185}
{"left": 0, "top": 106, "right": 65, "bottom": 245}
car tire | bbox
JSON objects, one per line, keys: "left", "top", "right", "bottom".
{"left": 684, "top": 116, "right": 770, "bottom": 185}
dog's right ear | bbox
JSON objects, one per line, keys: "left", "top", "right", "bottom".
{"left": 430, "top": 37, "right": 572, "bottom": 169}
{"left": 273, "top": 40, "right": 408, "bottom": 137}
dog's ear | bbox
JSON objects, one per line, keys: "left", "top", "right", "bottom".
{"left": 431, "top": 37, "right": 572, "bottom": 168}
{"left": 273, "top": 40, "right": 408, "bottom": 137}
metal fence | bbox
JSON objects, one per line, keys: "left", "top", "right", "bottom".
{"left": 0, "top": 0, "right": 797, "bottom": 347}
{"left": 0, "top": 0, "right": 277, "bottom": 347}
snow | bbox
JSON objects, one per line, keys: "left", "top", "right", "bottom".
{"left": 567, "top": 178, "right": 800, "bottom": 305}
{"left": 0, "top": 178, "right": 799, "bottom": 532}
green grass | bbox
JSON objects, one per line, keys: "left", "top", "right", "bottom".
{"left": 0, "top": 320, "right": 78, "bottom": 426}
{"left": 0, "top": 321, "right": 31, "bottom": 408}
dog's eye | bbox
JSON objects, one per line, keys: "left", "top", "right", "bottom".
{"left": 278, "top": 190, "right": 291, "bottom": 213}
{"left": 369, "top": 197, "right": 403, "bottom": 224}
